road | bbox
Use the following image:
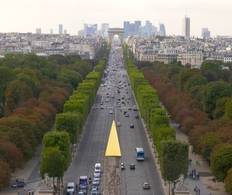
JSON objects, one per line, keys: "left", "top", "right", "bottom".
{"left": 64, "top": 40, "right": 164, "bottom": 195}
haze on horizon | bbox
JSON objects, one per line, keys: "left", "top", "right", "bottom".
{"left": 0, "top": 0, "right": 231, "bottom": 36}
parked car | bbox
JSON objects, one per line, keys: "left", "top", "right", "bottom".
{"left": 130, "top": 124, "right": 134, "bottom": 128}
{"left": 11, "top": 179, "right": 25, "bottom": 188}
{"left": 94, "top": 172, "right": 101, "bottom": 178}
{"left": 66, "top": 182, "right": 75, "bottom": 194}
{"left": 94, "top": 163, "right": 101, "bottom": 173}
{"left": 92, "top": 178, "right": 100, "bottom": 187}
{"left": 77, "top": 191, "right": 85, "bottom": 195}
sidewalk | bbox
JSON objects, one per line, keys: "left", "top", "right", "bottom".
{"left": 174, "top": 123, "right": 228, "bottom": 195}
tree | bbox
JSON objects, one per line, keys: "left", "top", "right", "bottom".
{"left": 55, "top": 112, "right": 83, "bottom": 143}
{"left": 0, "top": 139, "right": 23, "bottom": 170}
{"left": 58, "top": 68, "right": 82, "bottom": 88}
{"left": 160, "top": 141, "right": 189, "bottom": 194}
{"left": 0, "top": 66, "right": 15, "bottom": 116}
{"left": 210, "top": 144, "right": 232, "bottom": 181}
{"left": 0, "top": 160, "right": 10, "bottom": 189}
{"left": 213, "top": 97, "right": 229, "bottom": 119}
{"left": 40, "top": 147, "right": 66, "bottom": 193}
{"left": 42, "top": 131, "right": 71, "bottom": 170}
{"left": 4, "top": 80, "right": 33, "bottom": 114}
{"left": 225, "top": 98, "right": 232, "bottom": 119}
{"left": 203, "top": 81, "right": 232, "bottom": 116}
{"left": 184, "top": 74, "right": 207, "bottom": 94}
{"left": 225, "top": 168, "right": 232, "bottom": 195}
{"left": 201, "top": 60, "right": 222, "bottom": 81}
{"left": 200, "top": 132, "right": 221, "bottom": 162}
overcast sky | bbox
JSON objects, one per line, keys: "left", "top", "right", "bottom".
{"left": 0, "top": 0, "right": 231, "bottom": 36}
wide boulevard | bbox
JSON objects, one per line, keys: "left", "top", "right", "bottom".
{"left": 64, "top": 38, "right": 164, "bottom": 195}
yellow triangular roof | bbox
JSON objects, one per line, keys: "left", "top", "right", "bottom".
{"left": 105, "top": 120, "right": 121, "bottom": 157}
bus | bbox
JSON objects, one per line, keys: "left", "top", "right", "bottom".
{"left": 136, "top": 147, "right": 145, "bottom": 161}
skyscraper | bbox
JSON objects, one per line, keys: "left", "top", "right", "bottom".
{"left": 134, "top": 21, "right": 142, "bottom": 35}
{"left": 201, "top": 28, "right": 211, "bottom": 39}
{"left": 59, "top": 24, "right": 63, "bottom": 34}
{"left": 35, "top": 28, "right": 42, "bottom": 34}
{"left": 84, "top": 24, "right": 98, "bottom": 37}
{"left": 183, "top": 16, "right": 190, "bottom": 38}
{"left": 123, "top": 21, "right": 130, "bottom": 37}
{"left": 159, "top": 24, "right": 166, "bottom": 36}
{"left": 101, "top": 23, "right": 109, "bottom": 38}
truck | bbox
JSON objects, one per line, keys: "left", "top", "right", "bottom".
{"left": 136, "top": 147, "right": 145, "bottom": 161}
{"left": 79, "top": 176, "right": 88, "bottom": 193}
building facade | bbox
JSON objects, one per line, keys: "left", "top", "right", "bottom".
{"left": 183, "top": 17, "right": 190, "bottom": 39}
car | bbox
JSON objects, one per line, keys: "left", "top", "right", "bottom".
{"left": 94, "top": 163, "right": 101, "bottom": 173}
{"left": 94, "top": 172, "right": 101, "bottom": 178}
{"left": 66, "top": 182, "right": 75, "bottom": 194}
{"left": 109, "top": 110, "right": 113, "bottom": 114}
{"left": 92, "top": 179, "right": 100, "bottom": 187}
{"left": 135, "top": 115, "right": 139, "bottom": 119}
{"left": 121, "top": 163, "right": 125, "bottom": 170}
{"left": 130, "top": 124, "right": 134, "bottom": 128}
{"left": 130, "top": 164, "right": 136, "bottom": 170}
{"left": 100, "top": 106, "right": 104, "bottom": 110}
{"left": 117, "top": 122, "right": 121, "bottom": 127}
{"left": 77, "top": 191, "right": 85, "bottom": 195}
{"left": 125, "top": 113, "right": 129, "bottom": 117}
{"left": 11, "top": 179, "right": 26, "bottom": 188}
{"left": 91, "top": 188, "right": 99, "bottom": 195}
{"left": 143, "top": 182, "right": 151, "bottom": 190}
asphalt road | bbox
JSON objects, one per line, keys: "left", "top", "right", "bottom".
{"left": 64, "top": 41, "right": 164, "bottom": 195}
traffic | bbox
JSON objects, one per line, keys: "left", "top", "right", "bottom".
{"left": 63, "top": 37, "right": 164, "bottom": 195}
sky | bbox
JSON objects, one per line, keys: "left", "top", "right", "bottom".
{"left": 0, "top": 0, "right": 232, "bottom": 36}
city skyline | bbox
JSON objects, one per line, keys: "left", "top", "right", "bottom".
{"left": 0, "top": 0, "right": 232, "bottom": 36}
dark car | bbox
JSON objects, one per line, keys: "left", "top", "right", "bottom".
{"left": 130, "top": 124, "right": 134, "bottom": 128}
{"left": 130, "top": 164, "right": 135, "bottom": 170}
{"left": 11, "top": 180, "right": 26, "bottom": 188}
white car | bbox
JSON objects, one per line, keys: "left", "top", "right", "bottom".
{"left": 94, "top": 172, "right": 101, "bottom": 178}
{"left": 94, "top": 163, "right": 101, "bottom": 173}
{"left": 117, "top": 122, "right": 121, "bottom": 127}
{"left": 66, "top": 182, "right": 75, "bottom": 194}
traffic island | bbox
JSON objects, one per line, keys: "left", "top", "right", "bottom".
{"left": 103, "top": 120, "right": 121, "bottom": 195}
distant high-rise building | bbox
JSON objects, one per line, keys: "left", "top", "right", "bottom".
{"left": 59, "top": 24, "right": 63, "bottom": 34}
{"left": 84, "top": 24, "right": 98, "bottom": 36}
{"left": 64, "top": 29, "right": 67, "bottom": 34}
{"left": 159, "top": 24, "right": 166, "bottom": 36}
{"left": 35, "top": 28, "right": 42, "bottom": 34}
{"left": 134, "top": 21, "right": 141, "bottom": 35}
{"left": 201, "top": 28, "right": 211, "bottom": 39}
{"left": 123, "top": 21, "right": 130, "bottom": 37}
{"left": 183, "top": 16, "right": 190, "bottom": 38}
{"left": 50, "top": 29, "right": 53, "bottom": 34}
{"left": 144, "top": 20, "right": 154, "bottom": 37}
{"left": 101, "top": 23, "right": 109, "bottom": 37}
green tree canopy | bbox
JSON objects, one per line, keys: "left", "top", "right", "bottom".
{"left": 210, "top": 144, "right": 232, "bottom": 181}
